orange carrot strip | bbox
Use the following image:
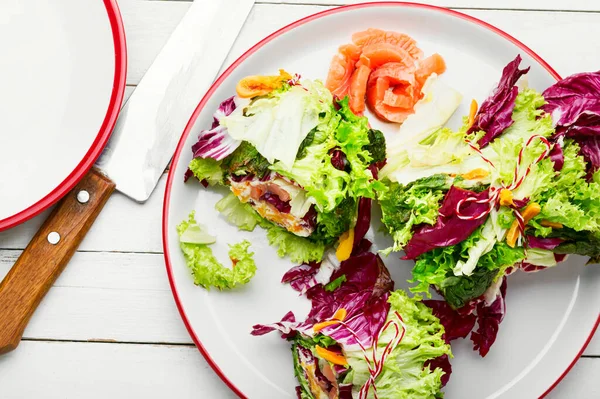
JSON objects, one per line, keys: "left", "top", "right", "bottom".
{"left": 467, "top": 99, "right": 478, "bottom": 130}
{"left": 332, "top": 308, "right": 347, "bottom": 321}
{"left": 313, "top": 320, "right": 340, "bottom": 332}
{"left": 499, "top": 189, "right": 514, "bottom": 207}
{"left": 540, "top": 220, "right": 563, "bottom": 229}
{"left": 461, "top": 168, "right": 489, "bottom": 180}
{"left": 506, "top": 203, "right": 541, "bottom": 247}
{"left": 315, "top": 346, "right": 348, "bottom": 366}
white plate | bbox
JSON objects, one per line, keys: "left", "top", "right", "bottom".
{"left": 0, "top": 0, "right": 126, "bottom": 230}
{"left": 164, "top": 4, "right": 600, "bottom": 398}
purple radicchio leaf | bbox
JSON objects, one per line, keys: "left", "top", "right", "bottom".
{"left": 527, "top": 236, "right": 563, "bottom": 250}
{"left": 468, "top": 55, "right": 530, "bottom": 148}
{"left": 542, "top": 72, "right": 600, "bottom": 177}
{"left": 424, "top": 354, "right": 452, "bottom": 387}
{"left": 190, "top": 96, "right": 241, "bottom": 161}
{"left": 251, "top": 311, "right": 304, "bottom": 339}
{"left": 549, "top": 141, "right": 565, "bottom": 171}
{"left": 353, "top": 198, "right": 372, "bottom": 250}
{"left": 471, "top": 277, "right": 508, "bottom": 357}
{"left": 403, "top": 186, "right": 491, "bottom": 260}
{"left": 303, "top": 252, "right": 394, "bottom": 350}
{"left": 424, "top": 300, "right": 477, "bottom": 343}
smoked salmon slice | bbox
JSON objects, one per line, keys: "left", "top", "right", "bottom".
{"left": 367, "top": 74, "right": 417, "bottom": 124}
{"left": 361, "top": 43, "right": 415, "bottom": 70}
{"left": 352, "top": 28, "right": 423, "bottom": 60}
{"left": 348, "top": 64, "right": 371, "bottom": 114}
{"left": 369, "top": 63, "right": 419, "bottom": 111}
{"left": 415, "top": 53, "right": 447, "bottom": 86}
{"left": 325, "top": 29, "right": 446, "bottom": 124}
{"left": 325, "top": 43, "right": 361, "bottom": 97}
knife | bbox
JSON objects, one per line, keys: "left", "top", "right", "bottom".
{"left": 0, "top": 0, "right": 254, "bottom": 354}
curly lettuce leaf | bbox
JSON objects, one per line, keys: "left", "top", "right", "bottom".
{"left": 272, "top": 128, "right": 348, "bottom": 212}
{"left": 335, "top": 97, "right": 387, "bottom": 198}
{"left": 379, "top": 175, "right": 449, "bottom": 253}
{"left": 177, "top": 212, "right": 256, "bottom": 290}
{"left": 344, "top": 290, "right": 451, "bottom": 399}
{"left": 311, "top": 197, "right": 357, "bottom": 245}
{"left": 266, "top": 225, "right": 325, "bottom": 264}
{"left": 410, "top": 225, "right": 525, "bottom": 307}
{"left": 188, "top": 157, "right": 224, "bottom": 185}
{"left": 214, "top": 192, "right": 261, "bottom": 231}
{"left": 533, "top": 140, "right": 600, "bottom": 233}
{"left": 272, "top": 97, "right": 383, "bottom": 212}
{"left": 485, "top": 88, "right": 555, "bottom": 198}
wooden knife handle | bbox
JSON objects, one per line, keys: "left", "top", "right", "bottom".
{"left": 0, "top": 168, "right": 115, "bottom": 354}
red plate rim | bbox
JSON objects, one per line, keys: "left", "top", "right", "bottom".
{"left": 0, "top": 0, "right": 127, "bottom": 232}
{"left": 163, "top": 2, "right": 598, "bottom": 398}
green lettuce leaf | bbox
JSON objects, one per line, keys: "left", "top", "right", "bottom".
{"left": 485, "top": 89, "right": 555, "bottom": 197}
{"left": 324, "top": 275, "right": 347, "bottom": 292}
{"left": 214, "top": 192, "right": 261, "bottom": 231}
{"left": 220, "top": 79, "right": 333, "bottom": 170}
{"left": 440, "top": 267, "right": 498, "bottom": 310}
{"left": 344, "top": 290, "right": 451, "bottom": 399}
{"left": 533, "top": 140, "right": 600, "bottom": 233}
{"left": 266, "top": 225, "right": 325, "bottom": 263}
{"left": 548, "top": 228, "right": 600, "bottom": 263}
{"left": 410, "top": 225, "right": 525, "bottom": 307}
{"left": 221, "top": 141, "right": 271, "bottom": 179}
{"left": 271, "top": 127, "right": 349, "bottom": 212}
{"left": 311, "top": 197, "right": 357, "bottom": 245}
{"left": 365, "top": 129, "right": 387, "bottom": 164}
{"left": 336, "top": 98, "right": 387, "bottom": 199}
{"left": 272, "top": 97, "right": 384, "bottom": 212}
{"left": 177, "top": 212, "right": 256, "bottom": 290}
{"left": 379, "top": 175, "right": 449, "bottom": 253}
{"left": 188, "top": 157, "right": 223, "bottom": 185}
{"left": 452, "top": 218, "right": 497, "bottom": 276}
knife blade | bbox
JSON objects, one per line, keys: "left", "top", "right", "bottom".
{"left": 97, "top": 0, "right": 254, "bottom": 201}
{"left": 0, "top": 0, "right": 254, "bottom": 354}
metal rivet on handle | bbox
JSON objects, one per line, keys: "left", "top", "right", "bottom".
{"left": 47, "top": 232, "right": 60, "bottom": 245}
{"left": 77, "top": 190, "right": 90, "bottom": 204}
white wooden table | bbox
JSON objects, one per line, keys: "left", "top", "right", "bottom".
{"left": 1, "top": 1, "right": 599, "bottom": 397}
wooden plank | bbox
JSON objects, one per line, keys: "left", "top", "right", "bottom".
{"left": 0, "top": 340, "right": 235, "bottom": 399}
{"left": 119, "top": 0, "right": 191, "bottom": 86}
{"left": 0, "top": 249, "right": 597, "bottom": 353}
{"left": 2, "top": 7, "right": 599, "bottom": 253}
{"left": 548, "top": 357, "right": 600, "bottom": 398}
{"left": 0, "top": 250, "right": 191, "bottom": 344}
{"left": 256, "top": 0, "right": 600, "bottom": 12}
{"left": 586, "top": 332, "right": 600, "bottom": 357}
{"left": 139, "top": 0, "right": 600, "bottom": 13}
{"left": 0, "top": 175, "right": 167, "bottom": 253}
{"left": 0, "top": 339, "right": 596, "bottom": 398}
{"left": 116, "top": 2, "right": 600, "bottom": 86}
